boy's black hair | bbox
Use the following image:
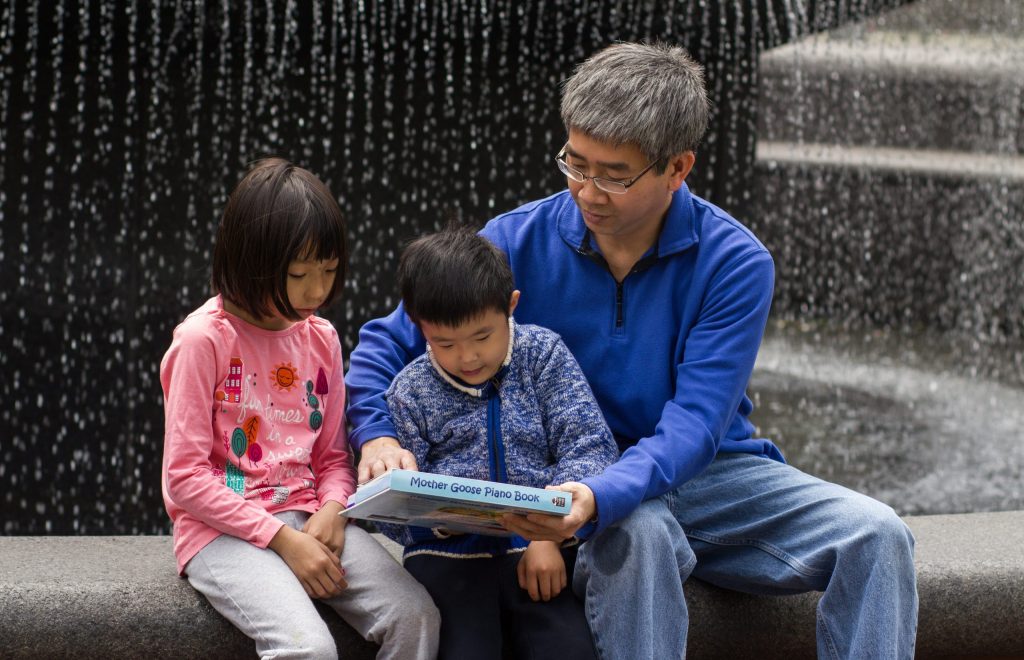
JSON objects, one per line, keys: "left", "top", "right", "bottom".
{"left": 211, "top": 157, "right": 348, "bottom": 321}
{"left": 397, "top": 227, "right": 514, "bottom": 327}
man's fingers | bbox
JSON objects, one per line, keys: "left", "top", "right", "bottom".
{"left": 502, "top": 513, "right": 573, "bottom": 542}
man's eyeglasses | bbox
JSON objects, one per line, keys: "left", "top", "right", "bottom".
{"left": 555, "top": 146, "right": 659, "bottom": 195}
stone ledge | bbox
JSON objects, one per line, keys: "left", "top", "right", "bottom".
{"left": 1, "top": 512, "right": 1023, "bottom": 659}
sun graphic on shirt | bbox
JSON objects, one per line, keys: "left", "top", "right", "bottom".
{"left": 270, "top": 363, "right": 299, "bottom": 391}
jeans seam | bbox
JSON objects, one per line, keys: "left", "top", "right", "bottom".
{"left": 585, "top": 578, "right": 608, "bottom": 660}
{"left": 817, "top": 600, "right": 841, "bottom": 660}
{"left": 684, "top": 528, "right": 829, "bottom": 578}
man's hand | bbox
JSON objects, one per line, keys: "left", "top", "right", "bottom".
{"left": 357, "top": 436, "right": 418, "bottom": 483}
{"left": 517, "top": 540, "right": 567, "bottom": 602}
{"left": 303, "top": 500, "right": 346, "bottom": 556}
{"left": 268, "top": 525, "right": 348, "bottom": 599}
{"left": 502, "top": 482, "right": 597, "bottom": 542}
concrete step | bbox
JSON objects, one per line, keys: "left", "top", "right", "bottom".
{"left": 758, "top": 0, "right": 1024, "bottom": 154}
{"left": 3, "top": 513, "right": 1023, "bottom": 658}
{"left": 751, "top": 141, "right": 1024, "bottom": 334}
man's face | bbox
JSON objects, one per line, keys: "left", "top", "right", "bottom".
{"left": 420, "top": 308, "right": 511, "bottom": 386}
{"left": 563, "top": 129, "right": 681, "bottom": 245}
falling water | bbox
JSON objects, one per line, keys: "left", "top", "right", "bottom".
{"left": 749, "top": 0, "right": 1024, "bottom": 514}
{"left": 5, "top": 0, "right": 1017, "bottom": 535}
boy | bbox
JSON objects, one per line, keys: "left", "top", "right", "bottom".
{"left": 378, "top": 226, "right": 618, "bottom": 659}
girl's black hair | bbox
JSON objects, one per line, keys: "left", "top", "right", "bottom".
{"left": 211, "top": 157, "right": 348, "bottom": 321}
{"left": 398, "top": 226, "right": 514, "bottom": 327}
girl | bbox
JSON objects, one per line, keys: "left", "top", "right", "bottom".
{"left": 160, "top": 158, "right": 439, "bottom": 659}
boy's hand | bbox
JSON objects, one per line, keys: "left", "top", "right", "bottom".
{"left": 303, "top": 500, "right": 346, "bottom": 556}
{"left": 517, "top": 541, "right": 566, "bottom": 602}
{"left": 502, "top": 482, "right": 596, "bottom": 542}
{"left": 357, "top": 436, "right": 418, "bottom": 483}
{"left": 269, "top": 525, "right": 348, "bottom": 599}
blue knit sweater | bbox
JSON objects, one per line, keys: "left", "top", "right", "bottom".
{"left": 381, "top": 320, "right": 618, "bottom": 558}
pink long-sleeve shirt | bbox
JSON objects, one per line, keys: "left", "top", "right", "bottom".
{"left": 160, "top": 296, "right": 356, "bottom": 574}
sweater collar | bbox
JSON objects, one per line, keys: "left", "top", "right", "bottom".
{"left": 556, "top": 183, "right": 699, "bottom": 259}
{"left": 427, "top": 317, "right": 516, "bottom": 398}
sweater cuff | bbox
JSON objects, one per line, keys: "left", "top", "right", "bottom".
{"left": 349, "top": 422, "right": 399, "bottom": 451}
{"left": 573, "top": 519, "right": 599, "bottom": 542}
{"left": 579, "top": 474, "right": 615, "bottom": 538}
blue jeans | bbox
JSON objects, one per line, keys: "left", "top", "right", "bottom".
{"left": 573, "top": 454, "right": 918, "bottom": 659}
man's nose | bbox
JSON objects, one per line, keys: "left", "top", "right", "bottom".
{"left": 578, "top": 177, "right": 607, "bottom": 204}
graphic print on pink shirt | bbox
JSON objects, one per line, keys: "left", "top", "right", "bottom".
{"left": 215, "top": 355, "right": 327, "bottom": 500}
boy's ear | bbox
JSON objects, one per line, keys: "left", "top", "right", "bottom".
{"left": 508, "top": 290, "right": 521, "bottom": 315}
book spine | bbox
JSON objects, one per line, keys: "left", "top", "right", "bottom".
{"left": 390, "top": 471, "right": 571, "bottom": 515}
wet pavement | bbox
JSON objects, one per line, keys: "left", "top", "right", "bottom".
{"left": 750, "top": 320, "right": 1024, "bottom": 516}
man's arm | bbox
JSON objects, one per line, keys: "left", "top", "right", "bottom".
{"left": 508, "top": 249, "right": 775, "bottom": 540}
{"left": 584, "top": 249, "right": 775, "bottom": 529}
{"left": 345, "top": 304, "right": 426, "bottom": 481}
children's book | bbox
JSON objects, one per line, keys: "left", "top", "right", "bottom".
{"left": 341, "top": 469, "right": 572, "bottom": 536}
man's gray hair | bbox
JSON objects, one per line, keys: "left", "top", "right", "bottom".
{"left": 560, "top": 42, "right": 710, "bottom": 167}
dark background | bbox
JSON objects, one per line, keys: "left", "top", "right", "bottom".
{"left": 0, "top": 0, "right": 908, "bottom": 534}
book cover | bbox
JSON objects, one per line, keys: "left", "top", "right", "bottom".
{"left": 341, "top": 469, "right": 572, "bottom": 536}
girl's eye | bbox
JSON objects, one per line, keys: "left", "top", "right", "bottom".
{"left": 288, "top": 273, "right": 305, "bottom": 279}
{"left": 325, "top": 268, "right": 338, "bottom": 274}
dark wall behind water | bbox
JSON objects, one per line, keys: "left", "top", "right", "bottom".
{"left": 0, "top": 0, "right": 906, "bottom": 534}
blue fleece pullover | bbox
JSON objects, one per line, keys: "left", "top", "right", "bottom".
{"left": 346, "top": 184, "right": 784, "bottom": 537}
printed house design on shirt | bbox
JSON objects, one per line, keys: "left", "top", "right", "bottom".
{"left": 223, "top": 357, "right": 243, "bottom": 403}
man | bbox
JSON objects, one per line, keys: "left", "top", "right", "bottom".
{"left": 346, "top": 42, "right": 918, "bottom": 659}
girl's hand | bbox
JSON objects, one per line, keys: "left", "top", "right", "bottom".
{"left": 517, "top": 540, "right": 566, "bottom": 602}
{"left": 269, "top": 525, "right": 347, "bottom": 599}
{"left": 303, "top": 500, "right": 347, "bottom": 556}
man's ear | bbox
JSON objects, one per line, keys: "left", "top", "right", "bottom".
{"left": 666, "top": 151, "right": 697, "bottom": 192}
{"left": 508, "top": 290, "right": 521, "bottom": 315}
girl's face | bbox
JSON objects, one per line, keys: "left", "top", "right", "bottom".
{"left": 239, "top": 256, "right": 340, "bottom": 331}
{"left": 283, "top": 256, "right": 340, "bottom": 322}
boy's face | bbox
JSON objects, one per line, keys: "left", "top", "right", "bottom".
{"left": 420, "top": 293, "right": 519, "bottom": 386}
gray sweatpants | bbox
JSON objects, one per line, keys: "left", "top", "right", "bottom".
{"left": 186, "top": 510, "right": 439, "bottom": 659}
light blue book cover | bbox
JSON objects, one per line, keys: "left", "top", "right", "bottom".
{"left": 342, "top": 469, "right": 572, "bottom": 536}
